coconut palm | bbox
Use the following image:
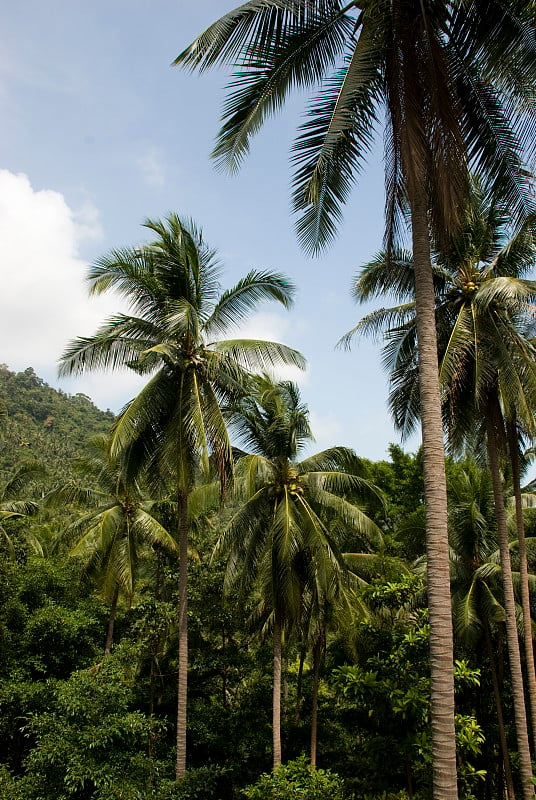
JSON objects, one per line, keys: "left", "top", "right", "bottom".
{"left": 448, "top": 463, "right": 504, "bottom": 646}
{"left": 0, "top": 460, "right": 44, "bottom": 556}
{"left": 46, "top": 433, "right": 177, "bottom": 654}
{"left": 345, "top": 182, "right": 536, "bottom": 794}
{"left": 448, "top": 461, "right": 516, "bottom": 799}
{"left": 217, "top": 375, "right": 383, "bottom": 767}
{"left": 58, "top": 213, "right": 304, "bottom": 777}
{"left": 176, "top": 7, "right": 536, "bottom": 795}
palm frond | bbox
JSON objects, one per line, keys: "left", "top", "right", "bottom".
{"left": 206, "top": 270, "right": 296, "bottom": 339}
{"left": 291, "top": 14, "right": 383, "bottom": 252}
{"left": 211, "top": 338, "right": 306, "bottom": 373}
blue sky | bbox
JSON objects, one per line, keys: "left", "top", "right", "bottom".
{"left": 0, "top": 1, "right": 420, "bottom": 460}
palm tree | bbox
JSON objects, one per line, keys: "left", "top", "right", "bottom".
{"left": 46, "top": 433, "right": 177, "bottom": 654}
{"left": 448, "top": 461, "right": 515, "bottom": 800}
{"left": 0, "top": 460, "right": 44, "bottom": 556}
{"left": 217, "top": 376, "right": 383, "bottom": 767}
{"left": 345, "top": 182, "right": 536, "bottom": 795}
{"left": 176, "top": 7, "right": 536, "bottom": 795}
{"left": 58, "top": 213, "right": 304, "bottom": 778}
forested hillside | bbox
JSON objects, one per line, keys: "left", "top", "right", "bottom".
{"left": 0, "top": 365, "right": 115, "bottom": 489}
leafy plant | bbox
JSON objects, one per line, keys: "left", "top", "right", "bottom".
{"left": 242, "top": 755, "right": 346, "bottom": 800}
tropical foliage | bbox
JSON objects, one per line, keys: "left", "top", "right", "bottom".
{"left": 0, "top": 370, "right": 532, "bottom": 799}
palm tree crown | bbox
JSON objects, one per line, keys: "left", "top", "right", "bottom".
{"left": 60, "top": 214, "right": 305, "bottom": 489}
{"left": 0, "top": 460, "right": 44, "bottom": 556}
{"left": 47, "top": 434, "right": 176, "bottom": 654}
{"left": 49, "top": 434, "right": 176, "bottom": 604}
{"left": 176, "top": 1, "right": 535, "bottom": 253}
{"left": 344, "top": 181, "right": 536, "bottom": 447}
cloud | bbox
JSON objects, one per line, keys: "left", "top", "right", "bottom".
{"left": 137, "top": 146, "right": 166, "bottom": 188}
{"left": 233, "top": 311, "right": 308, "bottom": 386}
{"left": 0, "top": 173, "right": 304, "bottom": 415}
{"left": 0, "top": 169, "right": 144, "bottom": 411}
{"left": 73, "top": 201, "right": 104, "bottom": 244}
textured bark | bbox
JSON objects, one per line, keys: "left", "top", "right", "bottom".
{"left": 175, "top": 490, "right": 189, "bottom": 779}
{"left": 484, "top": 621, "right": 516, "bottom": 800}
{"left": 104, "top": 583, "right": 120, "bottom": 656}
{"left": 486, "top": 413, "right": 534, "bottom": 799}
{"left": 273, "top": 611, "right": 282, "bottom": 769}
{"left": 508, "top": 421, "right": 536, "bottom": 752}
{"left": 410, "top": 194, "right": 458, "bottom": 799}
{"left": 310, "top": 639, "right": 320, "bottom": 767}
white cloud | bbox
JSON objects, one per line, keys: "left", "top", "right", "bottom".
{"left": 0, "top": 174, "right": 306, "bottom": 415}
{"left": 234, "top": 311, "right": 308, "bottom": 386}
{"left": 0, "top": 169, "right": 144, "bottom": 411}
{"left": 73, "top": 201, "right": 104, "bottom": 244}
{"left": 137, "top": 146, "right": 166, "bottom": 188}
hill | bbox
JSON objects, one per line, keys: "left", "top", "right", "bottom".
{"left": 0, "top": 364, "right": 115, "bottom": 489}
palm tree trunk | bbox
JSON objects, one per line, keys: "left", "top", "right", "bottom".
{"left": 484, "top": 620, "right": 516, "bottom": 800}
{"left": 221, "top": 626, "right": 228, "bottom": 708}
{"left": 294, "top": 642, "right": 306, "bottom": 725}
{"left": 104, "top": 583, "right": 120, "bottom": 655}
{"left": 409, "top": 192, "right": 458, "bottom": 799}
{"left": 273, "top": 610, "right": 282, "bottom": 769}
{"left": 486, "top": 411, "right": 534, "bottom": 799}
{"left": 508, "top": 420, "right": 536, "bottom": 751}
{"left": 175, "top": 488, "right": 189, "bottom": 779}
{"left": 310, "top": 638, "right": 320, "bottom": 767}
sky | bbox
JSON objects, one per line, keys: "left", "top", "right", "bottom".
{"left": 0, "top": 0, "right": 420, "bottom": 461}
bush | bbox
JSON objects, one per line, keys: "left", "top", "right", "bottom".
{"left": 157, "top": 765, "right": 231, "bottom": 800}
{"left": 242, "top": 755, "right": 347, "bottom": 800}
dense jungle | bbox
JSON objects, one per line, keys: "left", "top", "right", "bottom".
{"left": 0, "top": 360, "right": 535, "bottom": 800}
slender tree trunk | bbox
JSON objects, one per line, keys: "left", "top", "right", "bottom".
{"left": 149, "top": 641, "right": 157, "bottom": 716}
{"left": 410, "top": 193, "right": 458, "bottom": 799}
{"left": 221, "top": 626, "right": 228, "bottom": 709}
{"left": 310, "top": 638, "right": 320, "bottom": 767}
{"left": 484, "top": 620, "right": 516, "bottom": 800}
{"left": 104, "top": 583, "right": 120, "bottom": 655}
{"left": 149, "top": 544, "right": 163, "bottom": 759}
{"left": 283, "top": 654, "right": 289, "bottom": 721}
{"left": 294, "top": 642, "right": 306, "bottom": 725}
{"left": 508, "top": 421, "right": 536, "bottom": 751}
{"left": 486, "top": 411, "right": 534, "bottom": 799}
{"left": 273, "top": 610, "right": 282, "bottom": 769}
{"left": 175, "top": 489, "right": 189, "bottom": 779}
{"left": 497, "top": 754, "right": 506, "bottom": 800}
{"left": 406, "top": 759, "right": 414, "bottom": 800}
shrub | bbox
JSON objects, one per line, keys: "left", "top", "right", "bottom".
{"left": 242, "top": 755, "right": 347, "bottom": 800}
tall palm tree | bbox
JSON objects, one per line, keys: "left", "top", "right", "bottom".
{"left": 46, "top": 433, "right": 177, "bottom": 654}
{"left": 176, "top": 7, "right": 536, "bottom": 795}
{"left": 345, "top": 182, "right": 536, "bottom": 796}
{"left": 217, "top": 376, "right": 383, "bottom": 767}
{"left": 58, "top": 213, "right": 304, "bottom": 778}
